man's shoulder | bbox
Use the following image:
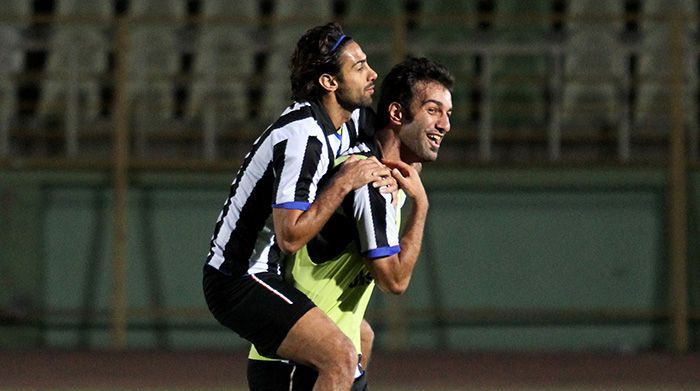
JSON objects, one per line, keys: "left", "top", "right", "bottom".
{"left": 268, "top": 102, "right": 322, "bottom": 135}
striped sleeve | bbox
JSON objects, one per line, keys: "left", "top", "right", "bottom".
{"left": 271, "top": 127, "right": 327, "bottom": 210}
{"left": 352, "top": 184, "right": 400, "bottom": 259}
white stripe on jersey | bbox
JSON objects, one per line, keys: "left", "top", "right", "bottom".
{"left": 207, "top": 102, "right": 364, "bottom": 276}
{"left": 352, "top": 183, "right": 400, "bottom": 255}
{"left": 248, "top": 221, "right": 277, "bottom": 275}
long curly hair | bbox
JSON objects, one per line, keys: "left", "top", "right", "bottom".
{"left": 290, "top": 22, "right": 352, "bottom": 102}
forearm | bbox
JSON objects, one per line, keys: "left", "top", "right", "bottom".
{"left": 275, "top": 177, "right": 353, "bottom": 253}
{"left": 372, "top": 197, "right": 429, "bottom": 294}
{"left": 394, "top": 197, "right": 429, "bottom": 286}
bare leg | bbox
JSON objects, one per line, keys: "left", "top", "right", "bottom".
{"left": 277, "top": 307, "right": 356, "bottom": 391}
{"left": 360, "top": 319, "right": 374, "bottom": 370}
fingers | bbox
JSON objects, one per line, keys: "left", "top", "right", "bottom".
{"left": 390, "top": 167, "right": 406, "bottom": 182}
{"left": 356, "top": 157, "right": 390, "bottom": 179}
{"left": 372, "top": 175, "right": 397, "bottom": 193}
{"left": 382, "top": 159, "right": 414, "bottom": 176}
{"left": 339, "top": 155, "right": 394, "bottom": 190}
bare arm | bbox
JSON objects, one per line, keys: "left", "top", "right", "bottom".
{"left": 274, "top": 156, "right": 395, "bottom": 254}
{"left": 365, "top": 160, "right": 429, "bottom": 295}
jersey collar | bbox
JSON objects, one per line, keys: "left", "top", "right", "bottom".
{"left": 309, "top": 100, "right": 341, "bottom": 137}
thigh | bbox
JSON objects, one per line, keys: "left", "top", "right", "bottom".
{"left": 203, "top": 267, "right": 315, "bottom": 357}
{"left": 276, "top": 306, "right": 355, "bottom": 369}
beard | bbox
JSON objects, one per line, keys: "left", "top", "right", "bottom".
{"left": 335, "top": 84, "right": 372, "bottom": 112}
{"left": 400, "top": 129, "right": 439, "bottom": 163}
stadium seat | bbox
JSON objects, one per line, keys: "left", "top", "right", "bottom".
{"left": 566, "top": 0, "right": 625, "bottom": 34}
{"left": 260, "top": 0, "right": 333, "bottom": 120}
{"left": 410, "top": 0, "right": 479, "bottom": 132}
{"left": 189, "top": 0, "right": 258, "bottom": 157}
{"left": 491, "top": 0, "right": 551, "bottom": 40}
{"left": 127, "top": 0, "right": 186, "bottom": 156}
{"left": 561, "top": 30, "right": 625, "bottom": 134}
{"left": 411, "top": 0, "right": 479, "bottom": 52}
{"left": 38, "top": 0, "right": 113, "bottom": 156}
{"left": 488, "top": 0, "right": 552, "bottom": 136}
{"left": 343, "top": 0, "right": 404, "bottom": 81}
{"left": 488, "top": 51, "right": 550, "bottom": 135}
{"left": 0, "top": 0, "right": 31, "bottom": 156}
{"left": 635, "top": 0, "right": 696, "bottom": 138}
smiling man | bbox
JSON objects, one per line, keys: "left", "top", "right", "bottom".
{"left": 247, "top": 57, "right": 454, "bottom": 390}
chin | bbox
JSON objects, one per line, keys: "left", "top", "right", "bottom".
{"left": 421, "top": 153, "right": 438, "bottom": 162}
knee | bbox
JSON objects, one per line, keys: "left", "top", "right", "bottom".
{"left": 325, "top": 333, "right": 357, "bottom": 370}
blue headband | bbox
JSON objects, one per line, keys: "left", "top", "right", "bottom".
{"left": 330, "top": 34, "right": 346, "bottom": 52}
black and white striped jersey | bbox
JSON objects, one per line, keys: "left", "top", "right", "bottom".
{"left": 205, "top": 101, "right": 371, "bottom": 277}
{"left": 303, "top": 149, "right": 403, "bottom": 266}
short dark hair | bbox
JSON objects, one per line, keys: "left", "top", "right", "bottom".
{"left": 376, "top": 57, "right": 454, "bottom": 129}
{"left": 290, "top": 22, "right": 352, "bottom": 102}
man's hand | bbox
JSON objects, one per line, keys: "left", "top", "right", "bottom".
{"left": 336, "top": 155, "right": 396, "bottom": 193}
{"left": 382, "top": 159, "right": 427, "bottom": 204}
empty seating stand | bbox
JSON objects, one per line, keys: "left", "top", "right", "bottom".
{"left": 0, "top": 0, "right": 31, "bottom": 157}
{"left": 634, "top": 0, "right": 698, "bottom": 159}
{"left": 486, "top": 0, "right": 553, "bottom": 160}
{"left": 259, "top": 0, "right": 332, "bottom": 121}
{"left": 560, "top": 0, "right": 627, "bottom": 160}
{"left": 410, "top": 0, "right": 480, "bottom": 141}
{"left": 126, "top": 0, "right": 186, "bottom": 157}
{"left": 38, "top": 0, "right": 113, "bottom": 157}
{"left": 343, "top": 0, "right": 405, "bottom": 83}
{"left": 189, "top": 0, "right": 258, "bottom": 159}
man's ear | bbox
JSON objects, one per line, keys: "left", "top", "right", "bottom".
{"left": 388, "top": 102, "right": 403, "bottom": 125}
{"left": 319, "top": 73, "right": 338, "bottom": 92}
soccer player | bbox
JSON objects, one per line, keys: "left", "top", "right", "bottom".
{"left": 202, "top": 23, "right": 395, "bottom": 391}
{"left": 247, "top": 57, "right": 454, "bottom": 390}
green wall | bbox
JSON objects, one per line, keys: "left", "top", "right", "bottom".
{"left": 0, "top": 167, "right": 697, "bottom": 351}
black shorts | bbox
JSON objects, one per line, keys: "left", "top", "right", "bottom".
{"left": 247, "top": 359, "right": 368, "bottom": 391}
{"left": 202, "top": 264, "right": 316, "bottom": 357}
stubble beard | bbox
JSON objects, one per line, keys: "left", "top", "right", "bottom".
{"left": 336, "top": 85, "right": 372, "bottom": 112}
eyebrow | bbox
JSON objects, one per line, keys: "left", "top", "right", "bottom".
{"left": 422, "top": 99, "right": 453, "bottom": 113}
{"left": 422, "top": 99, "right": 449, "bottom": 108}
{"left": 353, "top": 58, "right": 367, "bottom": 68}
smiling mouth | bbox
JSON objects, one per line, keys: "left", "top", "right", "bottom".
{"left": 427, "top": 133, "right": 442, "bottom": 148}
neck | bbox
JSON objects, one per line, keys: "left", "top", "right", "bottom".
{"left": 375, "top": 127, "right": 402, "bottom": 162}
{"left": 376, "top": 127, "right": 421, "bottom": 164}
{"left": 320, "top": 94, "right": 353, "bottom": 129}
